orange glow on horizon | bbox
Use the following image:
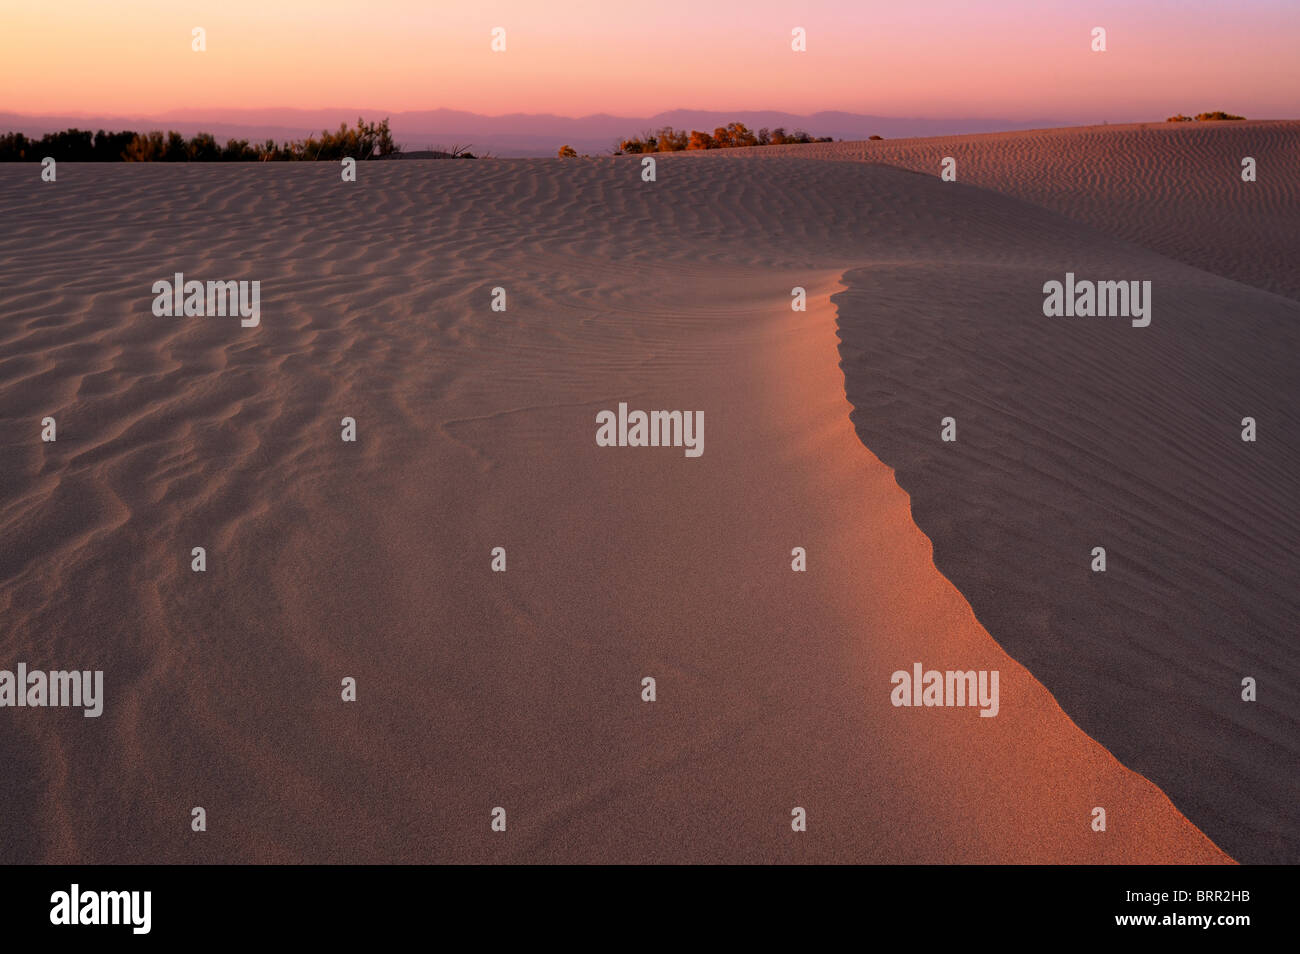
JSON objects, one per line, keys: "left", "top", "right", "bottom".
{"left": 3, "top": 0, "right": 1298, "bottom": 121}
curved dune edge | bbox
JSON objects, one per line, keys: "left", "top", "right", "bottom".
{"left": 796, "top": 273, "right": 1235, "bottom": 863}
{"left": 0, "top": 157, "right": 1245, "bottom": 863}
{"left": 734, "top": 127, "right": 1298, "bottom": 863}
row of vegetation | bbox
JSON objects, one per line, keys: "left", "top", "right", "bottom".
{"left": 573, "top": 122, "right": 837, "bottom": 157}
{"left": 1165, "top": 111, "right": 1246, "bottom": 122}
{"left": 0, "top": 118, "right": 400, "bottom": 161}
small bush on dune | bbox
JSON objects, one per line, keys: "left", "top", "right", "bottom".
{"left": 656, "top": 127, "right": 689, "bottom": 151}
{"left": 711, "top": 122, "right": 758, "bottom": 148}
{"left": 617, "top": 135, "right": 651, "bottom": 154}
{"left": 187, "top": 132, "right": 221, "bottom": 161}
{"left": 297, "top": 118, "right": 398, "bottom": 160}
{"left": 606, "top": 121, "right": 832, "bottom": 155}
{"left": 687, "top": 129, "right": 715, "bottom": 150}
{"left": 1166, "top": 111, "right": 1245, "bottom": 122}
{"left": 122, "top": 131, "right": 164, "bottom": 161}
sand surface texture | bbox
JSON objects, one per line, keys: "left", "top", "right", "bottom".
{"left": 749, "top": 123, "right": 1299, "bottom": 863}
{"left": 0, "top": 137, "right": 1277, "bottom": 862}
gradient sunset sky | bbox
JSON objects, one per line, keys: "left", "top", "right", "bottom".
{"left": 4, "top": 0, "right": 1298, "bottom": 120}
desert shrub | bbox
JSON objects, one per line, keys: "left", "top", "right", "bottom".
{"left": 656, "top": 127, "right": 688, "bottom": 151}
{"left": 47, "top": 128, "right": 94, "bottom": 159}
{"left": 604, "top": 121, "right": 831, "bottom": 155}
{"left": 187, "top": 132, "right": 221, "bottom": 161}
{"left": 0, "top": 132, "right": 32, "bottom": 160}
{"left": 296, "top": 118, "right": 397, "bottom": 160}
{"left": 219, "top": 138, "right": 252, "bottom": 161}
{"left": 123, "top": 131, "right": 163, "bottom": 161}
{"left": 687, "top": 129, "right": 715, "bottom": 150}
{"left": 1195, "top": 111, "right": 1245, "bottom": 121}
{"left": 90, "top": 129, "right": 136, "bottom": 160}
{"left": 1166, "top": 114, "right": 1193, "bottom": 122}
{"left": 711, "top": 122, "right": 757, "bottom": 148}
{"left": 162, "top": 131, "right": 189, "bottom": 161}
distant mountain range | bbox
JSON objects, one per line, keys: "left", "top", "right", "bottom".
{"left": 1, "top": 108, "right": 1066, "bottom": 157}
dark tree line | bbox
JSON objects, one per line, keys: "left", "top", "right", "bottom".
{"left": 0, "top": 118, "right": 399, "bottom": 161}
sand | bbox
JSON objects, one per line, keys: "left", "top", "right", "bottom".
{"left": 0, "top": 131, "right": 1282, "bottom": 862}
{"left": 739, "top": 122, "right": 1300, "bottom": 864}
{"left": 757, "top": 120, "right": 1300, "bottom": 301}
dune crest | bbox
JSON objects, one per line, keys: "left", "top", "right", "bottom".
{"left": 753, "top": 120, "right": 1300, "bottom": 301}
{"left": 0, "top": 146, "right": 1261, "bottom": 862}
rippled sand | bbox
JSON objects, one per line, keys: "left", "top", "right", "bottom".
{"left": 2, "top": 137, "right": 1274, "bottom": 862}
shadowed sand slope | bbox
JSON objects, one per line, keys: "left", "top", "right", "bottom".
{"left": 755, "top": 121, "right": 1300, "bottom": 301}
{"left": 0, "top": 156, "right": 1235, "bottom": 863}
{"left": 733, "top": 126, "right": 1299, "bottom": 862}
{"left": 831, "top": 259, "right": 1298, "bottom": 866}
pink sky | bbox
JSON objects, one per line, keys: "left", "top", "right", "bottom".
{"left": 4, "top": 0, "right": 1298, "bottom": 120}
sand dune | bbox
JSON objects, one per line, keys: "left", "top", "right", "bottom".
{"left": 0, "top": 143, "right": 1270, "bottom": 862}
{"left": 738, "top": 125, "right": 1300, "bottom": 863}
{"left": 757, "top": 121, "right": 1300, "bottom": 302}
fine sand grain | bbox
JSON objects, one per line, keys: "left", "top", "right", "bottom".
{"left": 0, "top": 141, "right": 1273, "bottom": 862}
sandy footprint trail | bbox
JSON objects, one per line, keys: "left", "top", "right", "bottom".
{"left": 0, "top": 155, "right": 1230, "bottom": 862}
